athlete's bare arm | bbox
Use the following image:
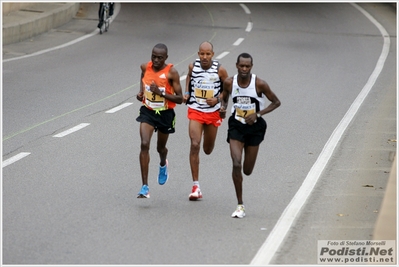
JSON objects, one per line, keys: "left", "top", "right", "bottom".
{"left": 183, "top": 63, "right": 194, "bottom": 104}
{"left": 136, "top": 63, "right": 147, "bottom": 101}
{"left": 256, "top": 77, "right": 281, "bottom": 116}
{"left": 219, "top": 76, "right": 233, "bottom": 119}
{"left": 166, "top": 67, "right": 183, "bottom": 104}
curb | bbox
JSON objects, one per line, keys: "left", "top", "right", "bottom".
{"left": 2, "top": 3, "right": 80, "bottom": 46}
{"left": 373, "top": 155, "right": 397, "bottom": 240}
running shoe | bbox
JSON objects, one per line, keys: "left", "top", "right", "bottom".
{"left": 189, "top": 185, "right": 202, "bottom": 201}
{"left": 231, "top": 204, "right": 245, "bottom": 218}
{"left": 137, "top": 185, "right": 150, "bottom": 198}
{"left": 158, "top": 159, "right": 169, "bottom": 185}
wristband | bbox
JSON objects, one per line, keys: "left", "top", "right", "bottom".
{"left": 184, "top": 92, "right": 190, "bottom": 95}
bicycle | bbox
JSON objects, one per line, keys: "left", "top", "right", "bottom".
{"left": 98, "top": 2, "right": 110, "bottom": 34}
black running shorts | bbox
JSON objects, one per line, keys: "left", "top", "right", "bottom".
{"left": 227, "top": 115, "right": 267, "bottom": 146}
{"left": 136, "top": 105, "right": 176, "bottom": 134}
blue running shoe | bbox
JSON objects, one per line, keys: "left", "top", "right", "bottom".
{"left": 137, "top": 185, "right": 150, "bottom": 198}
{"left": 158, "top": 159, "right": 169, "bottom": 185}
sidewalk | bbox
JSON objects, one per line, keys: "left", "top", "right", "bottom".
{"left": 2, "top": 2, "right": 80, "bottom": 45}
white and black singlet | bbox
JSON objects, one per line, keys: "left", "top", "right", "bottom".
{"left": 231, "top": 74, "right": 266, "bottom": 124}
{"left": 187, "top": 59, "right": 222, "bottom": 113}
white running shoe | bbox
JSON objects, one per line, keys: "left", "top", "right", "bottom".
{"left": 231, "top": 204, "right": 245, "bottom": 218}
{"left": 189, "top": 185, "right": 202, "bottom": 201}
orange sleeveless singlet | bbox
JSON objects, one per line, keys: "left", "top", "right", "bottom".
{"left": 142, "top": 62, "right": 176, "bottom": 110}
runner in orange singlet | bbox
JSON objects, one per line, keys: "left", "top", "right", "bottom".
{"left": 136, "top": 43, "right": 183, "bottom": 198}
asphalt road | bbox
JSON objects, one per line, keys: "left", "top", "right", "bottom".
{"left": 2, "top": 3, "right": 396, "bottom": 265}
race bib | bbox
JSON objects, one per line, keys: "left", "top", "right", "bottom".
{"left": 234, "top": 103, "right": 256, "bottom": 124}
{"left": 144, "top": 85, "right": 165, "bottom": 109}
{"left": 194, "top": 81, "right": 215, "bottom": 105}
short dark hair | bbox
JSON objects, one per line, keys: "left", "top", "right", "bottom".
{"left": 237, "top": 53, "right": 253, "bottom": 64}
{"left": 154, "top": 43, "right": 168, "bottom": 54}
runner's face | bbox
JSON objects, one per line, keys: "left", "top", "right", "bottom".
{"left": 198, "top": 46, "right": 214, "bottom": 69}
{"left": 151, "top": 48, "right": 167, "bottom": 70}
{"left": 236, "top": 57, "right": 252, "bottom": 79}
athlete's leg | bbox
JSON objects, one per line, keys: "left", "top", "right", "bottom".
{"left": 202, "top": 123, "right": 218, "bottom": 155}
{"left": 188, "top": 119, "right": 204, "bottom": 181}
{"left": 98, "top": 3, "right": 103, "bottom": 19}
{"left": 139, "top": 122, "right": 154, "bottom": 185}
{"left": 97, "top": 4, "right": 104, "bottom": 28}
{"left": 243, "top": 145, "right": 260, "bottom": 176}
{"left": 109, "top": 3, "right": 114, "bottom": 16}
{"left": 229, "top": 139, "right": 245, "bottom": 204}
{"left": 157, "top": 130, "right": 169, "bottom": 167}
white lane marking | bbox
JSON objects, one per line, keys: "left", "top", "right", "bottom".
{"left": 240, "top": 3, "right": 251, "bottom": 14}
{"left": 3, "top": 31, "right": 98, "bottom": 63}
{"left": 245, "top": 22, "right": 253, "bottom": 32}
{"left": 3, "top": 3, "right": 121, "bottom": 63}
{"left": 180, "top": 75, "right": 187, "bottom": 81}
{"left": 233, "top": 38, "right": 245, "bottom": 46}
{"left": 230, "top": 6, "right": 250, "bottom": 51}
{"left": 250, "top": 3, "right": 391, "bottom": 265}
{"left": 3, "top": 152, "right": 31, "bottom": 168}
{"left": 53, "top": 123, "right": 90, "bottom": 138}
{"left": 216, "top": 51, "right": 230, "bottom": 59}
{"left": 105, "top": 102, "right": 133, "bottom": 113}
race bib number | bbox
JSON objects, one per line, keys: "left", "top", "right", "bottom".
{"left": 234, "top": 103, "right": 256, "bottom": 124}
{"left": 194, "top": 81, "right": 215, "bottom": 105}
{"left": 144, "top": 85, "right": 165, "bottom": 109}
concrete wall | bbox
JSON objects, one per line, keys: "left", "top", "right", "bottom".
{"left": 2, "top": 2, "right": 80, "bottom": 45}
{"left": 3, "top": 3, "right": 34, "bottom": 15}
